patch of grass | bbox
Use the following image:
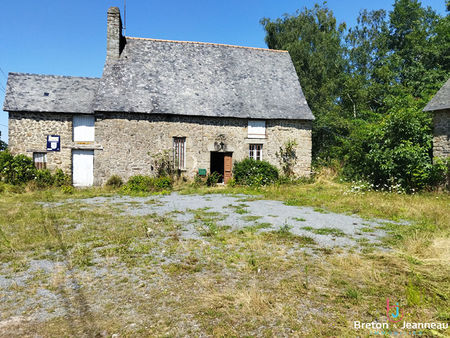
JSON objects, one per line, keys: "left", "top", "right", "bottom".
{"left": 241, "top": 222, "right": 272, "bottom": 233}
{"left": 71, "top": 245, "right": 93, "bottom": 268}
{"left": 144, "top": 199, "right": 159, "bottom": 205}
{"left": 9, "top": 259, "right": 30, "bottom": 272}
{"left": 189, "top": 208, "right": 226, "bottom": 223}
{"left": 242, "top": 215, "right": 262, "bottom": 222}
{"left": 301, "top": 227, "right": 346, "bottom": 237}
{"left": 163, "top": 255, "right": 203, "bottom": 275}
{"left": 263, "top": 226, "right": 316, "bottom": 245}
{"left": 406, "top": 280, "right": 424, "bottom": 306}
{"left": 226, "top": 203, "right": 250, "bottom": 214}
{"left": 293, "top": 217, "right": 306, "bottom": 221}
{"left": 253, "top": 222, "right": 271, "bottom": 229}
{"left": 198, "top": 221, "right": 221, "bottom": 237}
{"left": 313, "top": 207, "right": 330, "bottom": 214}
{"left": 344, "top": 287, "right": 360, "bottom": 303}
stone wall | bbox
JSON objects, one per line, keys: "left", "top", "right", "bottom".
{"left": 433, "top": 109, "right": 450, "bottom": 158}
{"left": 8, "top": 111, "right": 73, "bottom": 173}
{"left": 94, "top": 114, "right": 312, "bottom": 185}
{"left": 8, "top": 111, "right": 312, "bottom": 185}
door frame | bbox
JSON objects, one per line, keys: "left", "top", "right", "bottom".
{"left": 210, "top": 151, "right": 232, "bottom": 184}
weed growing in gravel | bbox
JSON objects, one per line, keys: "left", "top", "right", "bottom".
{"left": 242, "top": 215, "right": 262, "bottom": 222}
{"left": 278, "top": 223, "right": 292, "bottom": 235}
{"left": 225, "top": 203, "right": 250, "bottom": 214}
{"left": 313, "top": 207, "right": 330, "bottom": 214}
{"left": 301, "top": 226, "right": 347, "bottom": 237}
{"left": 240, "top": 222, "right": 272, "bottom": 233}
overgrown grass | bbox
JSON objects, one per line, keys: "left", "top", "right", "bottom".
{"left": 0, "top": 178, "right": 448, "bottom": 336}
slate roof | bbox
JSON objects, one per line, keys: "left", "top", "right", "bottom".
{"left": 96, "top": 37, "right": 313, "bottom": 120}
{"left": 4, "top": 38, "right": 314, "bottom": 120}
{"left": 3, "top": 73, "right": 99, "bottom": 114}
{"left": 424, "top": 78, "right": 450, "bottom": 112}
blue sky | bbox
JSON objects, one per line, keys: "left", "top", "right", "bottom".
{"left": 0, "top": 0, "right": 447, "bottom": 142}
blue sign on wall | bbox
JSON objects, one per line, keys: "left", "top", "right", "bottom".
{"left": 46, "top": 135, "right": 60, "bottom": 151}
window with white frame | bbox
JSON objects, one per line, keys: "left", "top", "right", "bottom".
{"left": 73, "top": 115, "right": 95, "bottom": 142}
{"left": 173, "top": 137, "right": 186, "bottom": 170}
{"left": 249, "top": 144, "right": 263, "bottom": 161}
{"left": 33, "top": 152, "right": 47, "bottom": 169}
{"left": 248, "top": 120, "right": 266, "bottom": 139}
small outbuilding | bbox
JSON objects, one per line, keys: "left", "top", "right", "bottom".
{"left": 424, "top": 78, "right": 450, "bottom": 159}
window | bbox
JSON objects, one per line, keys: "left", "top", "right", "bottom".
{"left": 249, "top": 144, "right": 263, "bottom": 161}
{"left": 173, "top": 137, "right": 186, "bottom": 170}
{"left": 248, "top": 120, "right": 266, "bottom": 139}
{"left": 73, "top": 115, "right": 95, "bottom": 142}
{"left": 33, "top": 152, "right": 47, "bottom": 169}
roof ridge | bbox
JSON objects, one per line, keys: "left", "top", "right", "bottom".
{"left": 125, "top": 36, "right": 288, "bottom": 53}
{"left": 8, "top": 72, "right": 100, "bottom": 80}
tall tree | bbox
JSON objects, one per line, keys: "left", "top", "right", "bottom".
{"left": 261, "top": 3, "right": 347, "bottom": 158}
{"left": 261, "top": 0, "right": 449, "bottom": 189}
{"left": 344, "top": 9, "right": 393, "bottom": 116}
{"left": 388, "top": 0, "right": 448, "bottom": 96}
{"left": 261, "top": 3, "right": 346, "bottom": 115}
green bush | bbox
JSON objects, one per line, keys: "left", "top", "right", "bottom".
{"left": 276, "top": 140, "right": 298, "bottom": 177}
{"left": 2, "top": 154, "right": 36, "bottom": 185}
{"left": 0, "top": 151, "right": 71, "bottom": 188}
{"left": 105, "top": 175, "right": 124, "bottom": 188}
{"left": 151, "top": 150, "right": 176, "bottom": 177}
{"left": 61, "top": 185, "right": 74, "bottom": 194}
{"left": 122, "top": 175, "right": 153, "bottom": 193}
{"left": 342, "top": 95, "right": 448, "bottom": 192}
{"left": 35, "top": 169, "right": 54, "bottom": 188}
{"left": 192, "top": 174, "right": 205, "bottom": 187}
{"left": 0, "top": 151, "right": 14, "bottom": 182}
{"left": 53, "top": 169, "right": 71, "bottom": 187}
{"left": 227, "top": 177, "right": 236, "bottom": 187}
{"left": 121, "top": 175, "right": 173, "bottom": 194}
{"left": 206, "top": 172, "right": 222, "bottom": 186}
{"left": 154, "top": 176, "right": 172, "bottom": 189}
{"left": 233, "top": 159, "right": 279, "bottom": 186}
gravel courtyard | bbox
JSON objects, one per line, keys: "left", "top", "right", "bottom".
{"left": 58, "top": 192, "right": 403, "bottom": 249}
{"left": 0, "top": 192, "right": 413, "bottom": 336}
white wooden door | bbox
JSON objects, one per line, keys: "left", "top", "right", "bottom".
{"left": 72, "top": 150, "right": 94, "bottom": 187}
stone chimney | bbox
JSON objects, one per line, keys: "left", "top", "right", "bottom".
{"left": 107, "top": 7, "right": 125, "bottom": 60}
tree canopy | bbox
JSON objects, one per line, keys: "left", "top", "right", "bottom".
{"left": 261, "top": 0, "right": 449, "bottom": 190}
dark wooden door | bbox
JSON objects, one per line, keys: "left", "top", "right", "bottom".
{"left": 223, "top": 153, "right": 232, "bottom": 184}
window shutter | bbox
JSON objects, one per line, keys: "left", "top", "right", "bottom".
{"left": 248, "top": 120, "right": 266, "bottom": 139}
{"left": 33, "top": 152, "right": 47, "bottom": 169}
{"left": 73, "top": 115, "right": 95, "bottom": 141}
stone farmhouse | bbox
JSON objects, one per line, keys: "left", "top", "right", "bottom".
{"left": 3, "top": 7, "right": 314, "bottom": 186}
{"left": 424, "top": 78, "right": 450, "bottom": 159}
